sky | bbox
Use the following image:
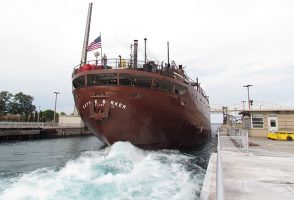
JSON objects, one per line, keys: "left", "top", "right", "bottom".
{"left": 0, "top": 0, "right": 293, "bottom": 121}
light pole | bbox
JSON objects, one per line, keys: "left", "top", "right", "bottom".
{"left": 243, "top": 85, "right": 253, "bottom": 109}
{"left": 37, "top": 106, "right": 41, "bottom": 123}
{"left": 234, "top": 108, "right": 237, "bottom": 118}
{"left": 241, "top": 101, "right": 246, "bottom": 110}
{"left": 53, "top": 92, "right": 60, "bottom": 126}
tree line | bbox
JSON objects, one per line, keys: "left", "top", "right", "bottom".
{"left": 0, "top": 91, "right": 64, "bottom": 122}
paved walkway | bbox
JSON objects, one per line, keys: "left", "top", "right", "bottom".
{"left": 200, "top": 137, "right": 294, "bottom": 200}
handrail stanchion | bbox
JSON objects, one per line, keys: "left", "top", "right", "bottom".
{"left": 217, "top": 129, "right": 225, "bottom": 200}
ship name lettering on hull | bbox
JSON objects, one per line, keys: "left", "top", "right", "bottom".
{"left": 110, "top": 101, "right": 127, "bottom": 109}
{"left": 82, "top": 100, "right": 127, "bottom": 110}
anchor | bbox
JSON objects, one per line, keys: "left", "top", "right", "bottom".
{"left": 89, "top": 96, "right": 111, "bottom": 120}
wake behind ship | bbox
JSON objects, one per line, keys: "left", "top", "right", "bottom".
{"left": 72, "top": 3, "right": 211, "bottom": 149}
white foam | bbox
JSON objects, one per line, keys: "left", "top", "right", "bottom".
{"left": 0, "top": 142, "right": 204, "bottom": 200}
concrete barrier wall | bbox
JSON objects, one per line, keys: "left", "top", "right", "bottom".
{"left": 0, "top": 127, "right": 92, "bottom": 140}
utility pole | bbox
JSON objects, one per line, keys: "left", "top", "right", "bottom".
{"left": 243, "top": 85, "right": 253, "bottom": 109}
{"left": 37, "top": 106, "right": 41, "bottom": 123}
{"left": 241, "top": 101, "right": 246, "bottom": 110}
{"left": 53, "top": 92, "right": 60, "bottom": 126}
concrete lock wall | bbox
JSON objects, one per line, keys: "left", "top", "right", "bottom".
{"left": 58, "top": 115, "right": 83, "bottom": 126}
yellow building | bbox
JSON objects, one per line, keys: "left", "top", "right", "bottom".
{"left": 240, "top": 109, "right": 294, "bottom": 137}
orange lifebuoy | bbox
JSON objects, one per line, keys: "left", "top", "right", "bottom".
{"left": 79, "top": 64, "right": 92, "bottom": 72}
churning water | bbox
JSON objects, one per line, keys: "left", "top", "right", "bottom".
{"left": 0, "top": 136, "right": 216, "bottom": 200}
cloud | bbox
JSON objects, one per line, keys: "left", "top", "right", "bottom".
{"left": 0, "top": 0, "right": 294, "bottom": 115}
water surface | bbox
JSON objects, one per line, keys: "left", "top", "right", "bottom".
{"left": 0, "top": 136, "right": 216, "bottom": 200}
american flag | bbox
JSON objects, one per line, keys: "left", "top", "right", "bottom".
{"left": 87, "top": 36, "right": 101, "bottom": 51}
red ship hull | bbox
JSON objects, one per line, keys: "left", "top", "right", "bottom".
{"left": 73, "top": 68, "right": 211, "bottom": 149}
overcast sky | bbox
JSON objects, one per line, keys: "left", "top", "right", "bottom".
{"left": 0, "top": 0, "right": 293, "bottom": 121}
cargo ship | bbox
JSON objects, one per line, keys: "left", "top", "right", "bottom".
{"left": 72, "top": 3, "right": 211, "bottom": 149}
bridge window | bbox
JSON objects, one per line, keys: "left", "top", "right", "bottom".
{"left": 251, "top": 114, "right": 264, "bottom": 128}
{"left": 132, "top": 75, "right": 152, "bottom": 88}
{"left": 87, "top": 74, "right": 96, "bottom": 86}
{"left": 73, "top": 76, "right": 85, "bottom": 88}
{"left": 119, "top": 74, "right": 152, "bottom": 88}
{"left": 152, "top": 79, "right": 173, "bottom": 93}
{"left": 119, "top": 74, "right": 132, "bottom": 86}
{"left": 174, "top": 84, "right": 187, "bottom": 95}
{"left": 87, "top": 73, "right": 117, "bottom": 86}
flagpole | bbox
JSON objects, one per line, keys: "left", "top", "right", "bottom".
{"left": 100, "top": 32, "right": 103, "bottom": 64}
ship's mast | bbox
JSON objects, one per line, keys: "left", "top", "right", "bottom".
{"left": 81, "top": 3, "right": 93, "bottom": 65}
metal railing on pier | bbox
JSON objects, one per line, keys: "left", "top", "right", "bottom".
{"left": 218, "top": 127, "right": 249, "bottom": 152}
{"left": 224, "top": 128, "right": 249, "bottom": 152}
{"left": 217, "top": 129, "right": 225, "bottom": 200}
{"left": 227, "top": 128, "right": 249, "bottom": 152}
{"left": 216, "top": 127, "right": 249, "bottom": 200}
{"left": 0, "top": 122, "right": 84, "bottom": 129}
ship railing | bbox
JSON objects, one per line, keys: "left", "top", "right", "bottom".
{"left": 72, "top": 58, "right": 145, "bottom": 76}
{"left": 72, "top": 59, "right": 209, "bottom": 102}
{"left": 0, "top": 122, "right": 84, "bottom": 129}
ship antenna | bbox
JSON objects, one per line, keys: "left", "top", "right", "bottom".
{"left": 167, "top": 41, "right": 170, "bottom": 68}
{"left": 81, "top": 3, "right": 93, "bottom": 65}
{"left": 144, "top": 38, "right": 147, "bottom": 64}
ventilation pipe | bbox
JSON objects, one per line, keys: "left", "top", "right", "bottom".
{"left": 133, "top": 40, "right": 138, "bottom": 68}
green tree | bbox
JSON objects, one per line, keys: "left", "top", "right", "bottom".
{"left": 0, "top": 91, "right": 13, "bottom": 115}
{"left": 42, "top": 109, "right": 59, "bottom": 122}
{"left": 8, "top": 92, "right": 36, "bottom": 121}
{"left": 33, "top": 111, "right": 38, "bottom": 122}
{"left": 39, "top": 111, "right": 45, "bottom": 122}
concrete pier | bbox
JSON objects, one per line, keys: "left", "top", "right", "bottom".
{"left": 0, "top": 126, "right": 92, "bottom": 140}
{"left": 201, "top": 138, "right": 294, "bottom": 200}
